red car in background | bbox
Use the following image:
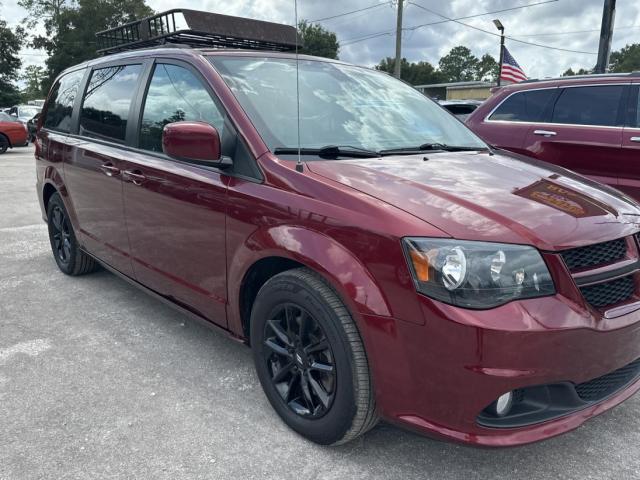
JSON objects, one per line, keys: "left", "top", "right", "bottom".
{"left": 466, "top": 74, "right": 640, "bottom": 200}
{"left": 0, "top": 111, "right": 29, "bottom": 154}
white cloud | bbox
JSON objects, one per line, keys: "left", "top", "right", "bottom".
{"left": 2, "top": 0, "right": 640, "bottom": 80}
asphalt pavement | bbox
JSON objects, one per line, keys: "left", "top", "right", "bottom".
{"left": 1, "top": 145, "right": 639, "bottom": 479}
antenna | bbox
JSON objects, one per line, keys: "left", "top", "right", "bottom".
{"left": 294, "top": 0, "right": 304, "bottom": 173}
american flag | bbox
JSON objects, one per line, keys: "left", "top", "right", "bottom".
{"left": 500, "top": 47, "right": 527, "bottom": 83}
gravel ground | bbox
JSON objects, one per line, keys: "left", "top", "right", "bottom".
{"left": 1, "top": 145, "right": 640, "bottom": 480}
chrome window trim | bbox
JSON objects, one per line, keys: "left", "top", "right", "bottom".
{"left": 484, "top": 83, "right": 631, "bottom": 126}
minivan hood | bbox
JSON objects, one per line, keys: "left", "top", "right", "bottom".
{"left": 307, "top": 151, "right": 640, "bottom": 250}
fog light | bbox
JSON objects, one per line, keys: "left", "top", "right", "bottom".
{"left": 492, "top": 392, "right": 514, "bottom": 417}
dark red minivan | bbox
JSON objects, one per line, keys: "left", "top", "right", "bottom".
{"left": 467, "top": 74, "right": 640, "bottom": 200}
{"left": 35, "top": 10, "right": 640, "bottom": 447}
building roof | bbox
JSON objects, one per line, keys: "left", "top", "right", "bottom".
{"left": 414, "top": 81, "right": 495, "bottom": 89}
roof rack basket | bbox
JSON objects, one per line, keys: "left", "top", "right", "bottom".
{"left": 96, "top": 9, "right": 300, "bottom": 55}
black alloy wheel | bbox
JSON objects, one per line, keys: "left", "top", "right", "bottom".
{"left": 50, "top": 204, "right": 72, "bottom": 266}
{"left": 250, "top": 268, "right": 378, "bottom": 445}
{"left": 46, "top": 192, "right": 99, "bottom": 275}
{"left": 262, "top": 303, "right": 336, "bottom": 418}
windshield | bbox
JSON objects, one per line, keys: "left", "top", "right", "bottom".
{"left": 18, "top": 106, "right": 41, "bottom": 118}
{"left": 0, "top": 112, "right": 18, "bottom": 122}
{"left": 208, "top": 56, "right": 486, "bottom": 155}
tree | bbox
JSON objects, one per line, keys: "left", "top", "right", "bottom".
{"left": 298, "top": 21, "right": 339, "bottom": 59}
{"left": 438, "top": 46, "right": 479, "bottom": 82}
{"left": 475, "top": 54, "right": 499, "bottom": 82}
{"left": 20, "top": 0, "right": 154, "bottom": 92}
{"left": 21, "top": 65, "right": 45, "bottom": 101}
{"left": 562, "top": 67, "right": 591, "bottom": 76}
{"left": 610, "top": 44, "right": 640, "bottom": 73}
{"left": 0, "top": 20, "right": 23, "bottom": 106}
{"left": 376, "top": 57, "right": 445, "bottom": 85}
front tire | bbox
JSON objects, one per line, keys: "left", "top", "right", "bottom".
{"left": 47, "top": 192, "right": 99, "bottom": 275}
{"left": 250, "top": 268, "right": 378, "bottom": 445}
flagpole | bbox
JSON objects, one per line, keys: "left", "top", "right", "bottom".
{"left": 494, "top": 19, "right": 505, "bottom": 86}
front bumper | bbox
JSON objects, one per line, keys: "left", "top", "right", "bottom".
{"left": 362, "top": 293, "right": 640, "bottom": 447}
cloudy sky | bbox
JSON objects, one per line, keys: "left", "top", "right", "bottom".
{"left": 3, "top": 0, "right": 640, "bottom": 80}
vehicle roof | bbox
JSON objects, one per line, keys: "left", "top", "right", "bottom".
{"left": 496, "top": 72, "right": 640, "bottom": 92}
{"left": 60, "top": 46, "right": 352, "bottom": 75}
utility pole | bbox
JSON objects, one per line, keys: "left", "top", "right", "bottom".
{"left": 494, "top": 19, "right": 505, "bottom": 86}
{"left": 595, "top": 0, "right": 616, "bottom": 74}
{"left": 394, "top": 0, "right": 403, "bottom": 78}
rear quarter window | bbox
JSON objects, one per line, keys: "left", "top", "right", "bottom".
{"left": 43, "top": 69, "right": 85, "bottom": 132}
{"left": 489, "top": 89, "right": 556, "bottom": 122}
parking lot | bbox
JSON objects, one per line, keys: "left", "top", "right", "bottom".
{"left": 0, "top": 145, "right": 639, "bottom": 479}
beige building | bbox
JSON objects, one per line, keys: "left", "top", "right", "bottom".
{"left": 414, "top": 81, "right": 496, "bottom": 101}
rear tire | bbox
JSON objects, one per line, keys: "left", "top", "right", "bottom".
{"left": 250, "top": 267, "right": 378, "bottom": 445}
{"left": 47, "top": 192, "right": 99, "bottom": 275}
{"left": 0, "top": 134, "right": 9, "bottom": 154}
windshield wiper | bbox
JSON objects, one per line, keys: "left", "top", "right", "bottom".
{"left": 379, "top": 143, "right": 489, "bottom": 155}
{"left": 273, "top": 145, "right": 380, "bottom": 159}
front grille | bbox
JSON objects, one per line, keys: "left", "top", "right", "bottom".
{"left": 579, "top": 275, "right": 635, "bottom": 308}
{"left": 575, "top": 358, "right": 640, "bottom": 401}
{"left": 561, "top": 238, "right": 627, "bottom": 271}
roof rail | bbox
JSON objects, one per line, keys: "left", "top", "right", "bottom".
{"left": 96, "top": 9, "right": 300, "bottom": 55}
{"left": 520, "top": 72, "right": 640, "bottom": 84}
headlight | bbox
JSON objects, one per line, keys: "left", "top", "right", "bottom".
{"left": 403, "top": 238, "right": 555, "bottom": 308}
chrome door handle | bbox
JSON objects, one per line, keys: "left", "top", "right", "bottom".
{"left": 630, "top": 136, "right": 640, "bottom": 143}
{"left": 123, "top": 169, "right": 146, "bottom": 185}
{"left": 534, "top": 130, "right": 557, "bottom": 137}
{"left": 99, "top": 163, "right": 120, "bottom": 177}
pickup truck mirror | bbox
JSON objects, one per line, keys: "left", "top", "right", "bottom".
{"left": 162, "top": 121, "right": 225, "bottom": 165}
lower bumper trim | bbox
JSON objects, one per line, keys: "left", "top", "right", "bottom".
{"left": 477, "top": 357, "right": 640, "bottom": 429}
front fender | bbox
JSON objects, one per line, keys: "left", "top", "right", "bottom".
{"left": 226, "top": 225, "right": 392, "bottom": 336}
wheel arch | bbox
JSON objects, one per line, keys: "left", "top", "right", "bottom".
{"left": 229, "top": 225, "right": 392, "bottom": 342}
{"left": 0, "top": 132, "right": 11, "bottom": 148}
{"left": 42, "top": 182, "right": 58, "bottom": 212}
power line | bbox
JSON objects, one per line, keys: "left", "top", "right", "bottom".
{"left": 340, "top": 0, "right": 559, "bottom": 46}
{"left": 308, "top": 1, "right": 392, "bottom": 23}
{"left": 513, "top": 24, "right": 640, "bottom": 37}
{"left": 405, "top": 0, "right": 558, "bottom": 31}
{"left": 407, "top": 1, "right": 597, "bottom": 55}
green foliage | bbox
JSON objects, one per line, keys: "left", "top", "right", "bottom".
{"left": 376, "top": 57, "right": 446, "bottom": 85}
{"left": 0, "top": 20, "right": 23, "bottom": 106}
{"left": 610, "top": 44, "right": 640, "bottom": 73}
{"left": 21, "top": 65, "right": 45, "bottom": 101}
{"left": 562, "top": 67, "right": 591, "bottom": 76}
{"left": 376, "top": 46, "right": 498, "bottom": 86}
{"left": 298, "top": 21, "right": 339, "bottom": 59}
{"left": 20, "top": 0, "right": 154, "bottom": 92}
{"left": 438, "top": 46, "right": 479, "bottom": 82}
{"left": 476, "top": 54, "right": 499, "bottom": 82}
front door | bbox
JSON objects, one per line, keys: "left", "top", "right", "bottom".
{"left": 523, "top": 84, "right": 626, "bottom": 189}
{"left": 122, "top": 61, "right": 229, "bottom": 325}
